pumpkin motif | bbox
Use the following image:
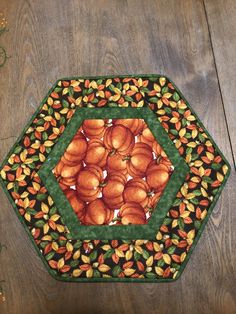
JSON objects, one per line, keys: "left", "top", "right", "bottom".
{"left": 52, "top": 117, "right": 173, "bottom": 226}
{"left": 82, "top": 119, "right": 108, "bottom": 139}
{"left": 106, "top": 153, "right": 128, "bottom": 176}
{"left": 146, "top": 162, "right": 170, "bottom": 192}
{"left": 153, "top": 140, "right": 167, "bottom": 158}
{"left": 113, "top": 118, "right": 145, "bottom": 136}
{"left": 85, "top": 138, "right": 108, "bottom": 169}
{"left": 84, "top": 199, "right": 114, "bottom": 225}
{"left": 118, "top": 202, "right": 147, "bottom": 225}
{"left": 54, "top": 159, "right": 83, "bottom": 187}
{"left": 102, "top": 172, "right": 127, "bottom": 209}
{"left": 126, "top": 142, "right": 153, "bottom": 178}
{"left": 150, "top": 191, "right": 162, "bottom": 210}
{"left": 76, "top": 165, "right": 104, "bottom": 202}
{"left": 139, "top": 127, "right": 155, "bottom": 147}
{"left": 123, "top": 178, "right": 152, "bottom": 208}
{"left": 64, "top": 189, "right": 85, "bottom": 221}
{"left": 104, "top": 125, "right": 135, "bottom": 155}
{"left": 63, "top": 132, "right": 87, "bottom": 164}
{"left": 160, "top": 156, "right": 173, "bottom": 169}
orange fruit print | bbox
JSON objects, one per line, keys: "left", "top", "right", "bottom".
{"left": 53, "top": 118, "right": 174, "bottom": 226}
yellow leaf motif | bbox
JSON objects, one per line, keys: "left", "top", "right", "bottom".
{"left": 41, "top": 203, "right": 49, "bottom": 214}
{"left": 48, "top": 196, "right": 53, "bottom": 206}
{"left": 179, "top": 128, "right": 186, "bottom": 138}
{"left": 0, "top": 169, "right": 6, "bottom": 180}
{"left": 187, "top": 142, "right": 197, "bottom": 148}
{"left": 101, "top": 245, "right": 111, "bottom": 251}
{"left": 50, "top": 214, "right": 60, "bottom": 222}
{"left": 159, "top": 77, "right": 166, "bottom": 86}
{"left": 170, "top": 117, "right": 179, "bottom": 123}
{"left": 52, "top": 242, "right": 59, "bottom": 251}
{"left": 23, "top": 198, "right": 30, "bottom": 208}
{"left": 90, "top": 81, "right": 98, "bottom": 89}
{"left": 75, "top": 96, "right": 82, "bottom": 106}
{"left": 194, "top": 160, "right": 203, "bottom": 167}
{"left": 124, "top": 268, "right": 136, "bottom": 276}
{"left": 43, "top": 223, "right": 49, "bottom": 234}
{"left": 16, "top": 174, "right": 26, "bottom": 182}
{"left": 66, "top": 242, "right": 73, "bottom": 252}
{"left": 163, "top": 93, "right": 172, "bottom": 99}
{"left": 187, "top": 230, "right": 195, "bottom": 240}
{"left": 41, "top": 235, "right": 52, "bottom": 241}
{"left": 47, "top": 97, "right": 53, "bottom": 105}
{"left": 86, "top": 268, "right": 94, "bottom": 278}
{"left": 172, "top": 219, "right": 178, "bottom": 228}
{"left": 178, "top": 101, "right": 187, "bottom": 109}
{"left": 44, "top": 141, "right": 54, "bottom": 147}
{"left": 56, "top": 224, "right": 65, "bottom": 233}
{"left": 57, "top": 258, "right": 65, "bottom": 269}
{"left": 33, "top": 182, "right": 40, "bottom": 191}
{"left": 24, "top": 213, "right": 31, "bottom": 222}
{"left": 23, "top": 168, "right": 31, "bottom": 176}
{"left": 206, "top": 152, "right": 214, "bottom": 161}
{"left": 73, "top": 250, "right": 81, "bottom": 260}
{"left": 170, "top": 101, "right": 177, "bottom": 108}
{"left": 157, "top": 100, "right": 163, "bottom": 108}
{"left": 60, "top": 108, "right": 69, "bottom": 114}
{"left": 134, "top": 246, "right": 143, "bottom": 255}
{"left": 154, "top": 83, "right": 161, "bottom": 92}
{"left": 153, "top": 242, "right": 161, "bottom": 252}
{"left": 201, "top": 209, "right": 207, "bottom": 220}
{"left": 186, "top": 203, "right": 195, "bottom": 212}
{"left": 180, "top": 252, "right": 186, "bottom": 263}
{"left": 115, "top": 249, "right": 125, "bottom": 258}
{"left": 62, "top": 88, "right": 69, "bottom": 95}
{"left": 98, "top": 264, "right": 110, "bottom": 273}
{"left": 187, "top": 115, "right": 196, "bottom": 121}
{"left": 125, "top": 250, "right": 133, "bottom": 261}
{"left": 81, "top": 255, "right": 90, "bottom": 264}
{"left": 135, "top": 240, "right": 145, "bottom": 246}
{"left": 137, "top": 100, "right": 144, "bottom": 107}
{"left": 222, "top": 165, "right": 228, "bottom": 175}
{"left": 53, "top": 127, "right": 60, "bottom": 135}
{"left": 146, "top": 256, "right": 154, "bottom": 267}
{"left": 7, "top": 182, "right": 14, "bottom": 190}
{"left": 31, "top": 142, "right": 40, "bottom": 149}
{"left": 217, "top": 172, "right": 224, "bottom": 182}
{"left": 73, "top": 269, "right": 82, "bottom": 277}
{"left": 163, "top": 254, "right": 171, "bottom": 265}
{"left": 186, "top": 193, "right": 196, "bottom": 200}
{"left": 20, "top": 150, "right": 27, "bottom": 162}
{"left": 105, "top": 79, "right": 112, "bottom": 87}
{"left": 192, "top": 129, "right": 198, "bottom": 139}
{"left": 155, "top": 267, "right": 164, "bottom": 276}
{"left": 156, "top": 232, "right": 162, "bottom": 241}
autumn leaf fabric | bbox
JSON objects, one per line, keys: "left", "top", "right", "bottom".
{"left": 0, "top": 75, "right": 230, "bottom": 282}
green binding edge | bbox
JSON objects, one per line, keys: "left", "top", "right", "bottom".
{"left": 0, "top": 74, "right": 231, "bottom": 282}
{"left": 38, "top": 107, "right": 188, "bottom": 240}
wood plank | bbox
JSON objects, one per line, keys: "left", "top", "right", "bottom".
{"left": 204, "top": 0, "right": 236, "bottom": 168}
{"left": 0, "top": 0, "right": 235, "bottom": 313}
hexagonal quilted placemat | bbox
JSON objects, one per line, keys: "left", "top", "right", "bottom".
{"left": 0, "top": 75, "right": 230, "bottom": 282}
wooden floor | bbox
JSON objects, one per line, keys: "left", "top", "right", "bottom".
{"left": 0, "top": 1, "right": 235, "bottom": 313}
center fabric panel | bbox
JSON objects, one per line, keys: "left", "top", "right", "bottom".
{"left": 53, "top": 118, "right": 173, "bottom": 226}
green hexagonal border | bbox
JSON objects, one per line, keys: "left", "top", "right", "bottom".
{"left": 0, "top": 74, "right": 231, "bottom": 283}
{"left": 38, "top": 107, "right": 189, "bottom": 240}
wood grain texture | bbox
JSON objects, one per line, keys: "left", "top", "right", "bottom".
{"left": 204, "top": 0, "right": 236, "bottom": 169}
{"left": 0, "top": 0, "right": 235, "bottom": 313}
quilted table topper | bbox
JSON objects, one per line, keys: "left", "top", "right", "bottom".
{"left": 0, "top": 75, "right": 230, "bottom": 282}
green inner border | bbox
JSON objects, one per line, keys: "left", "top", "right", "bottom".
{"left": 0, "top": 74, "right": 231, "bottom": 283}
{"left": 38, "top": 107, "right": 189, "bottom": 240}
